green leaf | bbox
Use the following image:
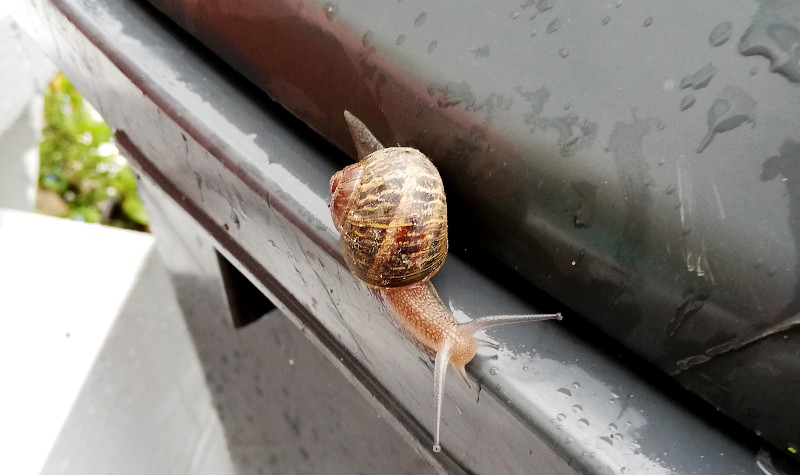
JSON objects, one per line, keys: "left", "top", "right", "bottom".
{"left": 39, "top": 73, "right": 148, "bottom": 231}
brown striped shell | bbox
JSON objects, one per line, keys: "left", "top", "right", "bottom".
{"left": 329, "top": 147, "right": 448, "bottom": 288}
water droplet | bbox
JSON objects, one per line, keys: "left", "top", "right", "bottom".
{"left": 414, "top": 12, "right": 427, "bottom": 27}
{"left": 615, "top": 1, "right": 623, "bottom": 8}
{"left": 614, "top": 433, "right": 624, "bottom": 441}
{"left": 602, "top": 16, "right": 610, "bottom": 26}
{"left": 559, "top": 48, "right": 569, "bottom": 58}
{"left": 490, "top": 366, "right": 499, "bottom": 375}
{"left": 609, "top": 423, "right": 618, "bottom": 430}
{"left": 547, "top": 18, "right": 562, "bottom": 33}
{"left": 708, "top": 22, "right": 733, "bottom": 47}
{"left": 557, "top": 387, "right": 573, "bottom": 398}
{"left": 557, "top": 413, "right": 567, "bottom": 421}
{"left": 396, "top": 35, "right": 406, "bottom": 46}
{"left": 578, "top": 418, "right": 590, "bottom": 428}
{"left": 696, "top": 86, "right": 756, "bottom": 153}
{"left": 537, "top": 0, "right": 554, "bottom": 12}
{"left": 427, "top": 40, "right": 438, "bottom": 54}
{"left": 680, "top": 64, "right": 717, "bottom": 90}
{"left": 530, "top": 29, "right": 538, "bottom": 37}
{"left": 362, "top": 31, "right": 373, "bottom": 47}
{"left": 599, "top": 436, "right": 613, "bottom": 446}
{"left": 323, "top": 2, "right": 338, "bottom": 20}
{"left": 572, "top": 382, "right": 581, "bottom": 389}
{"left": 565, "top": 436, "right": 573, "bottom": 444}
{"left": 738, "top": 11, "right": 800, "bottom": 82}
{"left": 510, "top": 11, "right": 520, "bottom": 19}
{"left": 643, "top": 16, "right": 653, "bottom": 27}
{"left": 529, "top": 11, "right": 538, "bottom": 21}
{"left": 572, "top": 404, "right": 583, "bottom": 414}
{"left": 657, "top": 121, "right": 666, "bottom": 130}
{"left": 522, "top": 365, "right": 529, "bottom": 371}
{"left": 677, "top": 354, "right": 711, "bottom": 370}
{"left": 665, "top": 183, "right": 677, "bottom": 195}
{"left": 680, "top": 94, "right": 696, "bottom": 111}
{"left": 749, "top": 66, "right": 758, "bottom": 76}
{"left": 768, "top": 266, "right": 778, "bottom": 276}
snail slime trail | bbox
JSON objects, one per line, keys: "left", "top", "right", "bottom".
{"left": 330, "top": 111, "right": 562, "bottom": 453}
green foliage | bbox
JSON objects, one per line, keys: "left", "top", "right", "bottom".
{"left": 39, "top": 73, "right": 148, "bottom": 231}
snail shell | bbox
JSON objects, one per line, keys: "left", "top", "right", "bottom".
{"left": 329, "top": 147, "right": 448, "bottom": 288}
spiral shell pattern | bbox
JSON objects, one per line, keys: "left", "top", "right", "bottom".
{"left": 330, "top": 147, "right": 448, "bottom": 288}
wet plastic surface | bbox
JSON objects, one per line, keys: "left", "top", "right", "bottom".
{"left": 17, "top": 0, "right": 797, "bottom": 472}
{"left": 141, "top": 0, "right": 800, "bottom": 459}
{"left": 126, "top": 181, "right": 433, "bottom": 474}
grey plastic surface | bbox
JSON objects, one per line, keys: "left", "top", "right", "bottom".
{"left": 17, "top": 0, "right": 793, "bottom": 473}
{"left": 126, "top": 181, "right": 433, "bottom": 474}
{"left": 141, "top": 0, "right": 800, "bottom": 458}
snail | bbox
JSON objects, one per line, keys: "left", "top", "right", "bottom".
{"left": 329, "top": 111, "right": 562, "bottom": 453}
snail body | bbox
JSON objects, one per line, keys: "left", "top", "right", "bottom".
{"left": 330, "top": 112, "right": 562, "bottom": 453}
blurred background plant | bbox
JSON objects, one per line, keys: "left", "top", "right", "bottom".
{"left": 37, "top": 73, "right": 148, "bottom": 231}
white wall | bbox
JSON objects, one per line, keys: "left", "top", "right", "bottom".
{"left": 0, "top": 15, "right": 55, "bottom": 211}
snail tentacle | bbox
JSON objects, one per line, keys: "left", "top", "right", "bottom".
{"left": 455, "top": 364, "right": 472, "bottom": 388}
{"left": 344, "top": 110, "right": 384, "bottom": 159}
{"left": 459, "top": 312, "right": 563, "bottom": 335}
{"left": 475, "top": 338, "right": 500, "bottom": 350}
{"left": 432, "top": 337, "right": 454, "bottom": 454}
